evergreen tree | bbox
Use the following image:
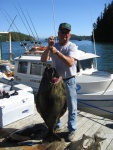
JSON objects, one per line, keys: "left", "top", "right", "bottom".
{"left": 92, "top": 0, "right": 113, "bottom": 42}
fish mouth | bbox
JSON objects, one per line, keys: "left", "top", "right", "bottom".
{"left": 52, "top": 76, "right": 62, "bottom": 84}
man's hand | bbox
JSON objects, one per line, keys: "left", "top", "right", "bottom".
{"left": 48, "top": 36, "right": 55, "bottom": 47}
{"left": 47, "top": 36, "right": 57, "bottom": 54}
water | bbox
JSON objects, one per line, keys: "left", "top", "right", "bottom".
{"left": 1, "top": 39, "right": 113, "bottom": 73}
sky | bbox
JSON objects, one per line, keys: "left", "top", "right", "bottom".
{"left": 0, "top": 0, "right": 112, "bottom": 39}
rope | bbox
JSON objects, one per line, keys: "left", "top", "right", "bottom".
{"left": 78, "top": 99, "right": 113, "bottom": 115}
{"left": 102, "top": 79, "right": 113, "bottom": 95}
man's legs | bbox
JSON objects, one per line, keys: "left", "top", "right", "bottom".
{"left": 64, "top": 77, "right": 77, "bottom": 141}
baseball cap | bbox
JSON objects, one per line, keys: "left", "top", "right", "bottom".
{"left": 59, "top": 23, "right": 71, "bottom": 31}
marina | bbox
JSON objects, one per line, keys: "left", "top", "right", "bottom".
{"left": 0, "top": 105, "right": 113, "bottom": 150}
{"left": 1, "top": 1, "right": 113, "bottom": 149}
{"left": 0, "top": 33, "right": 113, "bottom": 149}
{"left": 0, "top": 38, "right": 113, "bottom": 149}
{"left": 0, "top": 46, "right": 113, "bottom": 149}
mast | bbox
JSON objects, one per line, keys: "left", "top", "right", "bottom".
{"left": 0, "top": 32, "right": 12, "bottom": 63}
{"left": 9, "top": 32, "right": 12, "bottom": 62}
{"left": 89, "top": 0, "right": 97, "bottom": 70}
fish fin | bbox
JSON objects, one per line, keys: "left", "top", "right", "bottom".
{"left": 94, "top": 134, "right": 106, "bottom": 142}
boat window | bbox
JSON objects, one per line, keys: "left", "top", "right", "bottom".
{"left": 30, "top": 63, "right": 42, "bottom": 75}
{"left": 17, "top": 62, "right": 28, "bottom": 74}
{"left": 6, "top": 65, "right": 11, "bottom": 72}
{"left": 80, "top": 58, "right": 94, "bottom": 70}
{"left": 0, "top": 65, "right": 6, "bottom": 73}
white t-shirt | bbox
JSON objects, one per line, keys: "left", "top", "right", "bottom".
{"left": 51, "top": 41, "right": 79, "bottom": 79}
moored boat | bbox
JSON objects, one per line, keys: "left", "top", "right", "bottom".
{"left": 13, "top": 48, "right": 113, "bottom": 120}
{"left": 0, "top": 71, "right": 34, "bottom": 128}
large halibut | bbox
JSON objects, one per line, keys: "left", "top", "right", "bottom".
{"left": 36, "top": 66, "right": 67, "bottom": 142}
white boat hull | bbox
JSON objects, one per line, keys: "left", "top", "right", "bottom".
{"left": 0, "top": 90, "right": 34, "bottom": 128}
{"left": 77, "top": 91, "right": 113, "bottom": 119}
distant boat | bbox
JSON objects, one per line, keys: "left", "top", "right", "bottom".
{"left": 45, "top": 38, "right": 48, "bottom": 41}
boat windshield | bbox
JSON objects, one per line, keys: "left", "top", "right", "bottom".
{"left": 6, "top": 65, "right": 11, "bottom": 72}
{"left": 80, "top": 58, "right": 95, "bottom": 70}
{"left": 30, "top": 63, "right": 42, "bottom": 75}
{"left": 0, "top": 65, "right": 11, "bottom": 73}
{"left": 17, "top": 62, "right": 28, "bottom": 74}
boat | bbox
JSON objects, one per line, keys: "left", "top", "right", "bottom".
{"left": 0, "top": 70, "right": 35, "bottom": 128}
{"left": 76, "top": 55, "right": 113, "bottom": 120}
{"left": 0, "top": 83, "right": 34, "bottom": 128}
{"left": 13, "top": 48, "right": 113, "bottom": 120}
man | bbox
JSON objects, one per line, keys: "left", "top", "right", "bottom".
{"left": 41, "top": 23, "right": 78, "bottom": 142}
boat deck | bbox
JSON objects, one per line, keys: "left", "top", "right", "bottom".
{"left": 0, "top": 105, "right": 113, "bottom": 150}
{"left": 77, "top": 73, "right": 112, "bottom": 83}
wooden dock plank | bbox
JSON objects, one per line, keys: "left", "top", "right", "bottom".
{"left": 106, "top": 139, "right": 113, "bottom": 150}
{"left": 96, "top": 119, "right": 113, "bottom": 150}
{"left": 73, "top": 114, "right": 96, "bottom": 141}
{"left": 83, "top": 115, "right": 106, "bottom": 137}
{"left": 0, "top": 106, "right": 113, "bottom": 150}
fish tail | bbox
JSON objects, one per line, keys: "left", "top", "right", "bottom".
{"left": 43, "top": 132, "right": 62, "bottom": 142}
{"left": 52, "top": 133, "right": 62, "bottom": 141}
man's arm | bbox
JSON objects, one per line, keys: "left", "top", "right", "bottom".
{"left": 41, "top": 36, "right": 55, "bottom": 62}
{"left": 41, "top": 47, "right": 50, "bottom": 62}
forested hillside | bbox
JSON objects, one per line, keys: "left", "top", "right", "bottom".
{"left": 0, "top": 32, "right": 34, "bottom": 42}
{"left": 71, "top": 34, "right": 91, "bottom": 40}
{"left": 1, "top": 32, "right": 91, "bottom": 42}
{"left": 92, "top": 0, "right": 113, "bottom": 42}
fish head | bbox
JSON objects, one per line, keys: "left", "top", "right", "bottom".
{"left": 43, "top": 66, "right": 62, "bottom": 84}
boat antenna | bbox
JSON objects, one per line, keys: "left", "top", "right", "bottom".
{"left": 89, "top": 0, "right": 97, "bottom": 69}
{"left": 26, "top": 10, "right": 41, "bottom": 45}
{"left": 51, "top": 0, "right": 57, "bottom": 43}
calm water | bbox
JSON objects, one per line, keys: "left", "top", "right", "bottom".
{"left": 1, "top": 39, "right": 113, "bottom": 73}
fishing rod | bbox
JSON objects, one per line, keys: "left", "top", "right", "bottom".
{"left": 1, "top": 9, "right": 15, "bottom": 32}
{"left": 0, "top": 9, "right": 21, "bottom": 42}
{"left": 1, "top": 8, "right": 21, "bottom": 34}
{"left": 14, "top": 5, "right": 31, "bottom": 35}
{"left": 26, "top": 10, "right": 42, "bottom": 45}
{"left": 18, "top": 3, "right": 36, "bottom": 43}
{"left": 1, "top": 8, "right": 29, "bottom": 49}
{"left": 14, "top": 4, "right": 34, "bottom": 48}
{"left": 8, "top": 15, "right": 17, "bottom": 32}
{"left": 51, "top": 0, "right": 57, "bottom": 43}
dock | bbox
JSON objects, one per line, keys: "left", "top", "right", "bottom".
{"left": 0, "top": 105, "right": 113, "bottom": 150}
